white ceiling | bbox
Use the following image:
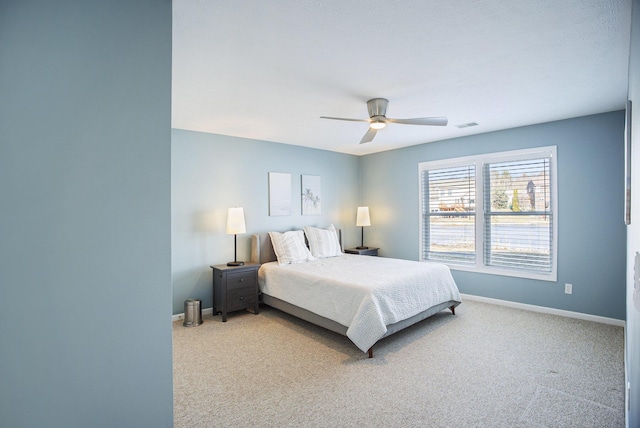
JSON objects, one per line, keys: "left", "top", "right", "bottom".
{"left": 172, "top": 0, "right": 632, "bottom": 156}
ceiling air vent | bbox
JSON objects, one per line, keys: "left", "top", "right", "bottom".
{"left": 456, "top": 122, "right": 478, "bottom": 129}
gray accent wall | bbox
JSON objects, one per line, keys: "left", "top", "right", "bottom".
{"left": 361, "top": 112, "right": 626, "bottom": 320}
{"left": 171, "top": 129, "right": 360, "bottom": 314}
{"left": 0, "top": 1, "right": 173, "bottom": 427}
{"left": 626, "top": 0, "right": 640, "bottom": 426}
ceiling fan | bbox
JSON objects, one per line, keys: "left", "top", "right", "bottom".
{"left": 320, "top": 98, "right": 448, "bottom": 144}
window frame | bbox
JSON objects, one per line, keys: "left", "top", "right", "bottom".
{"left": 418, "top": 146, "right": 558, "bottom": 282}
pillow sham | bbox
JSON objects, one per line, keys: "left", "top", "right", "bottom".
{"left": 269, "top": 230, "right": 315, "bottom": 265}
{"left": 303, "top": 224, "right": 343, "bottom": 258}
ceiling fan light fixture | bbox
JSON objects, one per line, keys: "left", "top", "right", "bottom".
{"left": 370, "top": 121, "right": 386, "bottom": 130}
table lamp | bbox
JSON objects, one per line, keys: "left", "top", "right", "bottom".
{"left": 226, "top": 207, "right": 246, "bottom": 266}
{"left": 356, "top": 206, "right": 371, "bottom": 249}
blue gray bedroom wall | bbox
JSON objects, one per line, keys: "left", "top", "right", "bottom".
{"left": 360, "top": 112, "right": 626, "bottom": 320}
{"left": 0, "top": 1, "right": 173, "bottom": 427}
{"left": 626, "top": 0, "right": 640, "bottom": 425}
{"left": 171, "top": 129, "right": 360, "bottom": 314}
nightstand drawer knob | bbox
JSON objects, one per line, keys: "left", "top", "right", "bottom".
{"left": 240, "top": 278, "right": 244, "bottom": 282}
{"left": 240, "top": 296, "right": 244, "bottom": 300}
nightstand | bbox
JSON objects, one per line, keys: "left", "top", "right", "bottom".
{"left": 344, "top": 247, "right": 379, "bottom": 256}
{"left": 210, "top": 263, "right": 260, "bottom": 322}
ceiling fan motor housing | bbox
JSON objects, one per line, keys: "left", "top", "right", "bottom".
{"left": 367, "top": 98, "right": 389, "bottom": 118}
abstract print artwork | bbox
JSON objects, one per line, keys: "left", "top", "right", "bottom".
{"left": 301, "top": 175, "right": 321, "bottom": 215}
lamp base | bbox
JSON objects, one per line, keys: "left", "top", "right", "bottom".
{"left": 227, "top": 261, "right": 245, "bottom": 266}
{"left": 356, "top": 246, "right": 369, "bottom": 250}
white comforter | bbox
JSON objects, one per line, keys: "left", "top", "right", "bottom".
{"left": 258, "top": 254, "right": 461, "bottom": 353}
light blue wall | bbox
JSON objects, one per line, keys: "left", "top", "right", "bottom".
{"left": 171, "top": 129, "right": 360, "bottom": 314}
{"left": 361, "top": 112, "right": 626, "bottom": 320}
{"left": 0, "top": 1, "right": 173, "bottom": 427}
{"left": 626, "top": 0, "right": 640, "bottom": 425}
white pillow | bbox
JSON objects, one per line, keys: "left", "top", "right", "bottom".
{"left": 268, "top": 230, "right": 315, "bottom": 265}
{"left": 303, "top": 224, "right": 343, "bottom": 258}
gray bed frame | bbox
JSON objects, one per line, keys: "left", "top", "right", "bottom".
{"left": 250, "top": 229, "right": 459, "bottom": 358}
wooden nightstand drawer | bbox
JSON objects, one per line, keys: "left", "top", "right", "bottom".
{"left": 226, "top": 270, "right": 257, "bottom": 290}
{"left": 226, "top": 286, "right": 256, "bottom": 312}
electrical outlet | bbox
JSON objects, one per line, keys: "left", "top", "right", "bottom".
{"left": 564, "top": 283, "right": 573, "bottom": 294}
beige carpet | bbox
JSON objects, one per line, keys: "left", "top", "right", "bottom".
{"left": 173, "top": 299, "right": 625, "bottom": 427}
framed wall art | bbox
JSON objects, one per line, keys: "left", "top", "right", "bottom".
{"left": 301, "top": 175, "right": 321, "bottom": 215}
{"left": 269, "top": 172, "right": 291, "bottom": 216}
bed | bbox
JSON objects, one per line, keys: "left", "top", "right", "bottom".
{"left": 250, "top": 226, "right": 461, "bottom": 357}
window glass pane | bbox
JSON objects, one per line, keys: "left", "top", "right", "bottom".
{"left": 484, "top": 214, "right": 552, "bottom": 272}
{"left": 484, "top": 157, "right": 553, "bottom": 272}
{"left": 422, "top": 165, "right": 475, "bottom": 264}
{"left": 427, "top": 165, "right": 475, "bottom": 213}
{"left": 486, "top": 158, "right": 551, "bottom": 213}
{"left": 427, "top": 215, "right": 475, "bottom": 264}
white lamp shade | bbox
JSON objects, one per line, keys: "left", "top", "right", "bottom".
{"left": 356, "top": 206, "right": 371, "bottom": 227}
{"left": 226, "top": 207, "right": 246, "bottom": 234}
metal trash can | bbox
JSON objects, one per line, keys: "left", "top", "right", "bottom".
{"left": 183, "top": 299, "right": 203, "bottom": 327}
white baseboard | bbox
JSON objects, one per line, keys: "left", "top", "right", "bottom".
{"left": 172, "top": 307, "right": 213, "bottom": 322}
{"left": 460, "top": 293, "right": 625, "bottom": 327}
{"left": 171, "top": 296, "right": 625, "bottom": 328}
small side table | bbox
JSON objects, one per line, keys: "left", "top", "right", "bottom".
{"left": 344, "top": 247, "right": 379, "bottom": 256}
{"left": 210, "top": 263, "right": 260, "bottom": 322}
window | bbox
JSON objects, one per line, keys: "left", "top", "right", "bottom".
{"left": 419, "top": 147, "right": 557, "bottom": 281}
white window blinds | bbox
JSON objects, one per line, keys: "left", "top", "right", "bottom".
{"left": 421, "top": 164, "right": 475, "bottom": 264}
{"left": 483, "top": 157, "right": 553, "bottom": 273}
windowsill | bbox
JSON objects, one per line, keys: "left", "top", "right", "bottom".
{"left": 443, "top": 263, "right": 557, "bottom": 282}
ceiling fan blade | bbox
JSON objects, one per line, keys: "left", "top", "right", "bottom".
{"left": 320, "top": 116, "right": 370, "bottom": 123}
{"left": 386, "top": 117, "right": 448, "bottom": 126}
{"left": 359, "top": 127, "right": 377, "bottom": 144}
